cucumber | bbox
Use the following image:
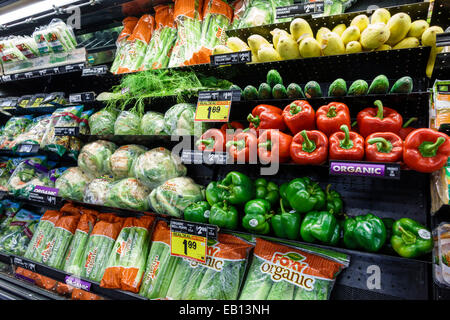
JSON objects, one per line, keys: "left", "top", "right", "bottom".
{"left": 229, "top": 84, "right": 242, "bottom": 93}
{"left": 390, "top": 76, "right": 413, "bottom": 93}
{"left": 267, "top": 69, "right": 283, "bottom": 88}
{"left": 304, "top": 81, "right": 323, "bottom": 98}
{"left": 328, "top": 78, "right": 347, "bottom": 97}
{"left": 258, "top": 83, "right": 272, "bottom": 100}
{"left": 243, "top": 85, "right": 258, "bottom": 100}
{"left": 272, "top": 84, "right": 287, "bottom": 99}
{"left": 368, "top": 74, "right": 389, "bottom": 94}
{"left": 348, "top": 79, "right": 369, "bottom": 96}
{"left": 287, "top": 83, "right": 305, "bottom": 99}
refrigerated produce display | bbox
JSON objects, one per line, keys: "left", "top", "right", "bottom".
{"left": 0, "top": 0, "right": 448, "bottom": 302}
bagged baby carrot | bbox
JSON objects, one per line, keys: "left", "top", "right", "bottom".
{"left": 238, "top": 238, "right": 349, "bottom": 300}
{"left": 100, "top": 215, "right": 155, "bottom": 293}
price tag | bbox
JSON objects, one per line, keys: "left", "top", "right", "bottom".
{"left": 54, "top": 127, "right": 80, "bottom": 136}
{"left": 24, "top": 72, "right": 34, "bottom": 79}
{"left": 28, "top": 185, "right": 60, "bottom": 206}
{"left": 16, "top": 144, "right": 39, "bottom": 153}
{"left": 2, "top": 75, "right": 11, "bottom": 82}
{"left": 329, "top": 160, "right": 400, "bottom": 179}
{"left": 436, "top": 32, "right": 450, "bottom": 47}
{"left": 11, "top": 256, "right": 36, "bottom": 272}
{"left": 276, "top": 1, "right": 324, "bottom": 19}
{"left": 195, "top": 90, "right": 240, "bottom": 122}
{"left": 170, "top": 220, "right": 209, "bottom": 263}
{"left": 210, "top": 50, "right": 252, "bottom": 66}
{"left": 181, "top": 150, "right": 229, "bottom": 164}
{"left": 39, "top": 69, "right": 48, "bottom": 76}
{"left": 82, "top": 65, "right": 108, "bottom": 76}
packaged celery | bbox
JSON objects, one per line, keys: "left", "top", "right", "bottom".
{"left": 200, "top": 0, "right": 233, "bottom": 51}
{"left": 42, "top": 213, "right": 81, "bottom": 269}
{"left": 80, "top": 215, "right": 124, "bottom": 282}
{"left": 24, "top": 210, "right": 62, "bottom": 262}
{"left": 0, "top": 209, "right": 40, "bottom": 256}
{"left": 139, "top": 221, "right": 253, "bottom": 300}
{"left": 110, "top": 17, "right": 139, "bottom": 74}
{"left": 238, "top": 238, "right": 349, "bottom": 300}
{"left": 63, "top": 209, "right": 98, "bottom": 275}
{"left": 100, "top": 216, "right": 155, "bottom": 292}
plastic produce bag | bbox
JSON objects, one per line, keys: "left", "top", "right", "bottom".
{"left": 199, "top": 0, "right": 233, "bottom": 51}
{"left": 164, "top": 103, "right": 203, "bottom": 135}
{"left": 148, "top": 177, "right": 205, "bottom": 218}
{"left": 14, "top": 35, "right": 40, "bottom": 59}
{"left": 111, "top": 17, "right": 139, "bottom": 74}
{"left": 88, "top": 109, "right": 117, "bottom": 135}
{"left": 100, "top": 216, "right": 155, "bottom": 292}
{"left": 2, "top": 116, "right": 33, "bottom": 138}
{"left": 83, "top": 178, "right": 112, "bottom": 206}
{"left": 55, "top": 167, "right": 93, "bottom": 201}
{"left": 133, "top": 147, "right": 187, "bottom": 189}
{"left": 63, "top": 209, "right": 98, "bottom": 275}
{"left": 41, "top": 106, "right": 84, "bottom": 156}
{"left": 230, "top": 0, "right": 249, "bottom": 28}
{"left": 7, "top": 159, "right": 53, "bottom": 198}
{"left": 0, "top": 200, "right": 21, "bottom": 232}
{"left": 79, "top": 109, "right": 94, "bottom": 135}
{"left": 78, "top": 140, "right": 117, "bottom": 178}
{"left": 110, "top": 144, "right": 147, "bottom": 179}
{"left": 105, "top": 178, "right": 151, "bottom": 211}
{"left": 80, "top": 216, "right": 124, "bottom": 282}
{"left": 43, "top": 213, "right": 81, "bottom": 269}
{"left": 238, "top": 0, "right": 274, "bottom": 28}
{"left": 32, "top": 26, "right": 53, "bottom": 55}
{"left": 0, "top": 209, "right": 40, "bottom": 256}
{"left": 271, "top": 0, "right": 294, "bottom": 23}
{"left": 139, "top": 221, "right": 253, "bottom": 300}
{"left": 238, "top": 238, "right": 349, "bottom": 300}
{"left": 140, "top": 112, "right": 167, "bottom": 135}
{"left": 24, "top": 210, "right": 62, "bottom": 262}
{"left": 10, "top": 114, "right": 51, "bottom": 151}
{"left": 114, "top": 110, "right": 141, "bottom": 135}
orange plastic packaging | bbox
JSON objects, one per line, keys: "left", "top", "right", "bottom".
{"left": 174, "top": 0, "right": 204, "bottom": 20}
{"left": 116, "top": 17, "right": 139, "bottom": 43}
{"left": 128, "top": 14, "right": 155, "bottom": 44}
{"left": 100, "top": 215, "right": 155, "bottom": 293}
{"left": 71, "top": 288, "right": 103, "bottom": 300}
{"left": 60, "top": 202, "right": 80, "bottom": 216}
{"left": 155, "top": 4, "right": 175, "bottom": 29}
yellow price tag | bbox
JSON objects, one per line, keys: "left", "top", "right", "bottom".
{"left": 195, "top": 100, "right": 231, "bottom": 122}
{"left": 170, "top": 231, "right": 207, "bottom": 263}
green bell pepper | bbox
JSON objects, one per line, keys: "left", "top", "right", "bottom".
{"left": 254, "top": 178, "right": 279, "bottom": 208}
{"left": 184, "top": 201, "right": 211, "bottom": 223}
{"left": 342, "top": 213, "right": 387, "bottom": 252}
{"left": 279, "top": 182, "right": 291, "bottom": 210}
{"left": 209, "top": 201, "right": 238, "bottom": 230}
{"left": 216, "top": 171, "right": 255, "bottom": 205}
{"left": 286, "top": 177, "right": 326, "bottom": 213}
{"left": 242, "top": 199, "right": 274, "bottom": 234}
{"left": 300, "top": 210, "right": 340, "bottom": 245}
{"left": 270, "top": 199, "right": 301, "bottom": 240}
{"left": 391, "top": 218, "right": 433, "bottom": 258}
{"left": 205, "top": 181, "right": 225, "bottom": 206}
{"left": 325, "top": 184, "right": 343, "bottom": 215}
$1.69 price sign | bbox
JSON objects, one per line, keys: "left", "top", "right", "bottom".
{"left": 170, "top": 220, "right": 215, "bottom": 263}
{"left": 195, "top": 90, "right": 240, "bottom": 122}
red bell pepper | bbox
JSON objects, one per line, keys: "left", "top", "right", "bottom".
{"left": 403, "top": 128, "right": 450, "bottom": 173}
{"left": 226, "top": 131, "right": 258, "bottom": 163}
{"left": 247, "top": 104, "right": 286, "bottom": 133}
{"left": 398, "top": 117, "right": 418, "bottom": 140}
{"left": 282, "top": 100, "right": 315, "bottom": 135}
{"left": 357, "top": 100, "right": 403, "bottom": 138}
{"left": 365, "top": 132, "right": 403, "bottom": 162}
{"left": 290, "top": 130, "right": 328, "bottom": 165}
{"left": 257, "top": 129, "right": 293, "bottom": 163}
{"left": 329, "top": 125, "right": 365, "bottom": 161}
{"left": 196, "top": 128, "right": 225, "bottom": 152}
{"left": 316, "top": 102, "right": 351, "bottom": 136}
{"left": 220, "top": 121, "right": 245, "bottom": 136}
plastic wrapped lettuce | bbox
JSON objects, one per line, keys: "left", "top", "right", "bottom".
{"left": 114, "top": 110, "right": 141, "bottom": 135}
{"left": 148, "top": 177, "right": 205, "bottom": 218}
{"left": 238, "top": 0, "right": 274, "bottom": 28}
{"left": 55, "top": 167, "right": 92, "bottom": 201}
{"left": 78, "top": 140, "right": 117, "bottom": 178}
{"left": 110, "top": 145, "right": 147, "bottom": 179}
{"left": 164, "top": 103, "right": 207, "bottom": 135}
{"left": 88, "top": 109, "right": 117, "bottom": 135}
{"left": 133, "top": 147, "right": 186, "bottom": 189}
{"left": 105, "top": 178, "right": 151, "bottom": 211}
{"left": 140, "top": 112, "right": 167, "bottom": 135}
{"left": 83, "top": 178, "right": 112, "bottom": 206}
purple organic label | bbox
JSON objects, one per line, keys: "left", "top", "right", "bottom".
{"left": 64, "top": 275, "right": 91, "bottom": 291}
{"left": 330, "top": 162, "right": 386, "bottom": 177}
{"left": 24, "top": 160, "right": 48, "bottom": 173}
{"left": 33, "top": 185, "right": 59, "bottom": 197}
{"left": 15, "top": 273, "right": 35, "bottom": 284}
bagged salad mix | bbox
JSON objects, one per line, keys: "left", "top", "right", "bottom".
{"left": 133, "top": 147, "right": 187, "bottom": 189}
{"left": 139, "top": 221, "right": 253, "bottom": 300}
{"left": 238, "top": 238, "right": 349, "bottom": 300}
{"left": 78, "top": 140, "right": 117, "bottom": 178}
{"left": 110, "top": 144, "right": 147, "bottom": 179}
{"left": 9, "top": 114, "right": 51, "bottom": 151}
{"left": 100, "top": 215, "right": 155, "bottom": 292}
{"left": 55, "top": 167, "right": 93, "bottom": 201}
{"left": 0, "top": 200, "right": 22, "bottom": 233}
{"left": 105, "top": 178, "right": 151, "bottom": 211}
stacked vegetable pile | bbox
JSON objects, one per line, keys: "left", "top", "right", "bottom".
{"left": 219, "top": 9, "right": 446, "bottom": 77}
{"left": 184, "top": 170, "right": 433, "bottom": 259}
{"left": 239, "top": 69, "right": 414, "bottom": 101}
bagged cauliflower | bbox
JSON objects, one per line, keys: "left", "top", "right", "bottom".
{"left": 114, "top": 110, "right": 141, "bottom": 135}
{"left": 164, "top": 103, "right": 207, "bottom": 135}
{"left": 105, "top": 178, "right": 151, "bottom": 211}
{"left": 110, "top": 144, "right": 147, "bottom": 179}
{"left": 83, "top": 178, "right": 112, "bottom": 205}
{"left": 88, "top": 109, "right": 117, "bottom": 135}
{"left": 140, "top": 111, "right": 167, "bottom": 135}
{"left": 55, "top": 167, "right": 92, "bottom": 201}
{"left": 78, "top": 140, "right": 117, "bottom": 178}
{"left": 133, "top": 147, "right": 186, "bottom": 189}
{"left": 148, "top": 177, "right": 205, "bottom": 218}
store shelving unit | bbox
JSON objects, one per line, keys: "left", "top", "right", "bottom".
{"left": 0, "top": 0, "right": 449, "bottom": 300}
